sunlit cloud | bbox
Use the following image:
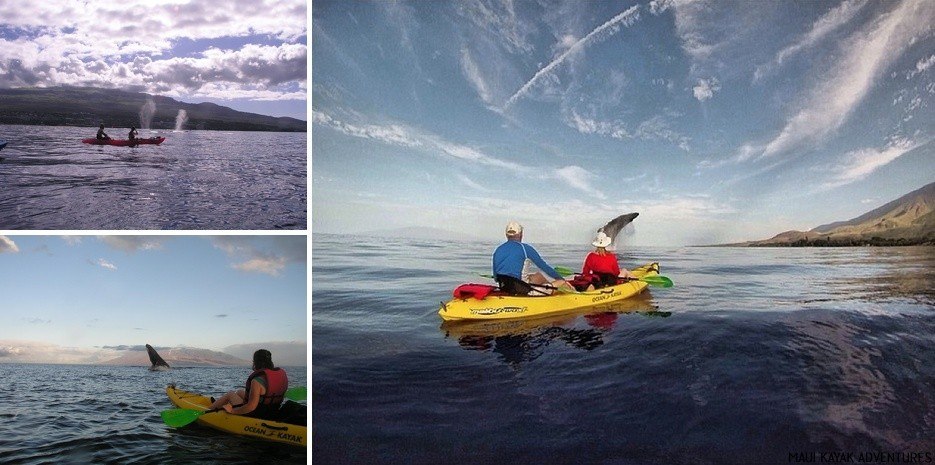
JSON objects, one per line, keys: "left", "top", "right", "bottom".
{"left": 0, "top": 236, "right": 19, "bottom": 253}
{"left": 210, "top": 236, "right": 305, "bottom": 276}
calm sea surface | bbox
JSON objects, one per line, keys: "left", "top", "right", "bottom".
{"left": 312, "top": 234, "right": 935, "bottom": 464}
{"left": 0, "top": 124, "right": 306, "bottom": 229}
{"left": 0, "top": 364, "right": 307, "bottom": 464}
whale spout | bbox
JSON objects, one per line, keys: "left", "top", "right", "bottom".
{"left": 598, "top": 212, "right": 639, "bottom": 248}
{"left": 146, "top": 344, "right": 170, "bottom": 371}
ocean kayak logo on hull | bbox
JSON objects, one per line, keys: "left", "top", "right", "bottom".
{"left": 243, "top": 425, "right": 303, "bottom": 444}
{"left": 591, "top": 291, "right": 622, "bottom": 303}
{"left": 470, "top": 306, "right": 527, "bottom": 316}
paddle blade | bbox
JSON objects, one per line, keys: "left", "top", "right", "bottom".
{"left": 641, "top": 275, "right": 673, "bottom": 288}
{"left": 554, "top": 266, "right": 576, "bottom": 277}
{"left": 161, "top": 408, "right": 204, "bottom": 428}
{"left": 285, "top": 386, "right": 307, "bottom": 401}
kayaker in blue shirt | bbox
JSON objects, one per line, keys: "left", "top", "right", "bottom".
{"left": 493, "top": 221, "right": 569, "bottom": 295}
{"left": 96, "top": 124, "right": 110, "bottom": 140}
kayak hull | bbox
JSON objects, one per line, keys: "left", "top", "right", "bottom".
{"left": 82, "top": 137, "right": 165, "bottom": 146}
{"left": 165, "top": 385, "right": 307, "bottom": 447}
{"left": 438, "top": 262, "right": 660, "bottom": 321}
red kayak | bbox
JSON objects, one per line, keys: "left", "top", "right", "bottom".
{"left": 82, "top": 137, "right": 166, "bottom": 146}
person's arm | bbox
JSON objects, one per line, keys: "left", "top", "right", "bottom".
{"left": 225, "top": 379, "right": 263, "bottom": 415}
{"left": 525, "top": 245, "right": 562, "bottom": 280}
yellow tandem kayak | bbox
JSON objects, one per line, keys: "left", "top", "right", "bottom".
{"left": 439, "top": 262, "right": 660, "bottom": 321}
{"left": 165, "top": 385, "right": 307, "bottom": 447}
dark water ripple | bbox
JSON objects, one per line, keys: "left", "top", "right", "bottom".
{"left": 0, "top": 124, "right": 306, "bottom": 229}
{"left": 0, "top": 364, "right": 307, "bottom": 464}
{"left": 313, "top": 235, "right": 935, "bottom": 464}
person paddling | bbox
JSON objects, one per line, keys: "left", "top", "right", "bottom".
{"left": 209, "top": 349, "right": 289, "bottom": 419}
{"left": 492, "top": 221, "right": 569, "bottom": 295}
{"left": 128, "top": 127, "right": 139, "bottom": 141}
{"left": 96, "top": 124, "right": 110, "bottom": 140}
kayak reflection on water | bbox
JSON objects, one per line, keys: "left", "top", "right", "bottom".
{"left": 441, "top": 296, "right": 669, "bottom": 365}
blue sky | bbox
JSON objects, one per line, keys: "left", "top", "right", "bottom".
{"left": 312, "top": 0, "right": 934, "bottom": 246}
{"left": 0, "top": 235, "right": 306, "bottom": 364}
{"left": 0, "top": 1, "right": 307, "bottom": 120}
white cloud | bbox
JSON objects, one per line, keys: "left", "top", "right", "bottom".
{"left": 313, "top": 111, "right": 606, "bottom": 197}
{"left": 692, "top": 77, "right": 719, "bottom": 101}
{"left": 460, "top": 48, "right": 493, "bottom": 105}
{"left": 821, "top": 137, "right": 926, "bottom": 189}
{"left": 754, "top": 0, "right": 868, "bottom": 81}
{"left": 565, "top": 111, "right": 690, "bottom": 151}
{"left": 0, "top": 1, "right": 306, "bottom": 101}
{"left": 0, "top": 340, "right": 122, "bottom": 364}
{"left": 554, "top": 166, "right": 606, "bottom": 199}
{"left": 210, "top": 236, "right": 306, "bottom": 276}
{"left": 60, "top": 236, "right": 82, "bottom": 246}
{"left": 759, "top": 1, "right": 934, "bottom": 159}
{"left": 456, "top": 174, "right": 490, "bottom": 192}
{"left": 0, "top": 236, "right": 19, "bottom": 253}
{"left": 503, "top": 5, "right": 641, "bottom": 109}
{"left": 907, "top": 54, "right": 935, "bottom": 80}
{"left": 233, "top": 257, "right": 288, "bottom": 276}
{"left": 98, "top": 236, "right": 166, "bottom": 252}
{"left": 94, "top": 258, "right": 117, "bottom": 271}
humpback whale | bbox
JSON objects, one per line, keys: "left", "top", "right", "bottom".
{"left": 597, "top": 212, "right": 639, "bottom": 248}
{"left": 146, "top": 344, "right": 170, "bottom": 371}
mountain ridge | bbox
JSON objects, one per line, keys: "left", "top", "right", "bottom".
{"left": 726, "top": 182, "right": 935, "bottom": 246}
{"left": 0, "top": 86, "right": 305, "bottom": 132}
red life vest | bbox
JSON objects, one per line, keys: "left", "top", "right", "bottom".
{"left": 453, "top": 283, "right": 497, "bottom": 300}
{"left": 245, "top": 368, "right": 289, "bottom": 407}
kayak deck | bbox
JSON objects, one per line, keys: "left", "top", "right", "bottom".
{"left": 165, "top": 384, "right": 307, "bottom": 447}
{"left": 439, "top": 262, "right": 660, "bottom": 321}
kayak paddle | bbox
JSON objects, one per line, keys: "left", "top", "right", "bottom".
{"left": 161, "top": 386, "right": 307, "bottom": 428}
{"left": 285, "top": 386, "right": 306, "bottom": 401}
{"left": 161, "top": 407, "right": 220, "bottom": 427}
{"left": 554, "top": 266, "right": 673, "bottom": 288}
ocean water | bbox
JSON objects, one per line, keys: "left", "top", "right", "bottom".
{"left": 0, "top": 124, "right": 306, "bottom": 229}
{"left": 0, "top": 364, "right": 307, "bottom": 464}
{"left": 312, "top": 234, "right": 935, "bottom": 464}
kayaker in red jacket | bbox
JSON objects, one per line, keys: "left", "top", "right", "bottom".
{"left": 209, "top": 349, "right": 289, "bottom": 419}
{"left": 580, "top": 232, "right": 636, "bottom": 290}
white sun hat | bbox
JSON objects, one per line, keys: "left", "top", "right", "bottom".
{"left": 592, "top": 231, "right": 612, "bottom": 248}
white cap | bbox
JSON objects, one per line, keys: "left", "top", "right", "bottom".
{"left": 592, "top": 232, "right": 612, "bottom": 248}
{"left": 505, "top": 221, "right": 523, "bottom": 235}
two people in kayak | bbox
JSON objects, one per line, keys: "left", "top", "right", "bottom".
{"left": 492, "top": 221, "right": 570, "bottom": 296}
{"left": 492, "top": 220, "right": 636, "bottom": 295}
{"left": 96, "top": 124, "right": 147, "bottom": 142}
{"left": 209, "top": 349, "right": 289, "bottom": 419}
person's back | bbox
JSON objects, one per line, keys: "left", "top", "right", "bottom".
{"left": 245, "top": 366, "right": 289, "bottom": 419}
{"left": 128, "top": 127, "right": 138, "bottom": 141}
{"left": 96, "top": 124, "right": 109, "bottom": 140}
{"left": 492, "top": 221, "right": 567, "bottom": 295}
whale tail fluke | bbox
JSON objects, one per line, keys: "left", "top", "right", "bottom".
{"left": 146, "top": 344, "right": 170, "bottom": 370}
{"left": 598, "top": 212, "right": 639, "bottom": 248}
